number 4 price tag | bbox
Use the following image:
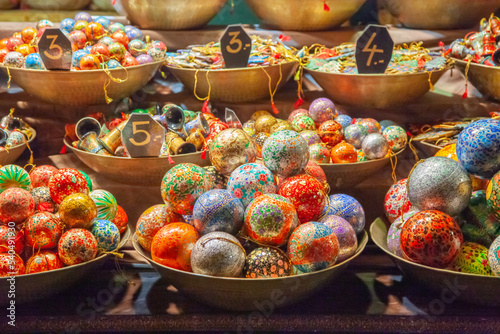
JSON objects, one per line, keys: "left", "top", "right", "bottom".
{"left": 122, "top": 113, "right": 166, "bottom": 158}
{"left": 355, "top": 25, "right": 394, "bottom": 74}
{"left": 220, "top": 25, "right": 252, "bottom": 68}
{"left": 38, "top": 28, "right": 73, "bottom": 71}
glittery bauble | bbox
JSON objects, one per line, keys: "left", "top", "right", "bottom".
{"left": 357, "top": 118, "right": 381, "bottom": 134}
{"left": 487, "top": 171, "right": 500, "bottom": 220}
{"left": 21, "top": 26, "right": 37, "bottom": 44}
{"left": 90, "top": 43, "right": 110, "bottom": 62}
{"left": 0, "top": 187, "right": 34, "bottom": 224}
{"left": 75, "top": 11, "right": 92, "bottom": 22}
{"left": 325, "top": 194, "right": 365, "bottom": 233}
{"left": 108, "top": 22, "right": 125, "bottom": 33}
{"left": 400, "top": 210, "right": 463, "bottom": 268}
{"left": 386, "top": 209, "right": 419, "bottom": 257}
{"left": 287, "top": 109, "right": 309, "bottom": 122}
{"left": 29, "top": 165, "right": 58, "bottom": 189}
{"left": 148, "top": 46, "right": 166, "bottom": 61}
{"left": 379, "top": 120, "right": 398, "bottom": 132}
{"left": 244, "top": 247, "right": 291, "bottom": 278}
{"left": 58, "top": 193, "right": 97, "bottom": 229}
{"left": 254, "top": 132, "right": 270, "bottom": 158}
{"left": 193, "top": 189, "right": 244, "bottom": 235}
{"left": 0, "top": 165, "right": 30, "bottom": 193}
{"left": 203, "top": 166, "right": 227, "bottom": 190}
{"left": 408, "top": 157, "right": 472, "bottom": 217}
{"left": 288, "top": 222, "right": 339, "bottom": 273}
{"left": 303, "top": 160, "right": 327, "bottom": 187}
{"left": 452, "top": 242, "right": 492, "bottom": 275}
{"left": 335, "top": 114, "right": 353, "bottom": 129}
{"left": 89, "top": 189, "right": 117, "bottom": 221}
{"left": 318, "top": 120, "right": 343, "bottom": 148}
{"left": 489, "top": 236, "right": 500, "bottom": 276}
{"left": 136, "top": 204, "right": 184, "bottom": 251}
{"left": 384, "top": 178, "right": 414, "bottom": 223}
{"left": 85, "top": 22, "right": 105, "bottom": 41}
{"left": 136, "top": 54, "right": 153, "bottom": 65}
{"left": 344, "top": 124, "right": 368, "bottom": 149}
{"left": 227, "top": 163, "right": 277, "bottom": 209}
{"left": 58, "top": 228, "right": 98, "bottom": 266}
{"left": 292, "top": 115, "right": 316, "bottom": 132}
{"left": 80, "top": 54, "right": 101, "bottom": 70}
{"left": 0, "top": 225, "right": 24, "bottom": 254}
{"left": 3, "top": 51, "right": 24, "bottom": 68}
{"left": 0, "top": 253, "right": 24, "bottom": 276}
{"left": 25, "top": 53, "right": 44, "bottom": 69}
{"left": 48, "top": 168, "right": 88, "bottom": 204}
{"left": 262, "top": 130, "right": 309, "bottom": 178}
{"left": 361, "top": 133, "right": 389, "bottom": 160}
{"left": 74, "top": 20, "right": 88, "bottom": 31}
{"left": 244, "top": 194, "right": 299, "bottom": 247}
{"left": 128, "top": 39, "right": 147, "bottom": 57}
{"left": 60, "top": 18, "right": 75, "bottom": 32}
{"left": 279, "top": 174, "right": 327, "bottom": 224}
{"left": 209, "top": 129, "right": 257, "bottom": 176}
{"left": 26, "top": 250, "right": 64, "bottom": 274}
{"left": 91, "top": 219, "right": 121, "bottom": 252}
{"left": 69, "top": 30, "right": 87, "bottom": 49}
{"left": 330, "top": 142, "right": 357, "bottom": 163}
{"left": 382, "top": 126, "right": 407, "bottom": 152}
{"left": 190, "top": 231, "right": 245, "bottom": 277}
{"left": 308, "top": 143, "right": 330, "bottom": 164}
{"left": 30, "top": 187, "right": 57, "bottom": 213}
{"left": 254, "top": 115, "right": 278, "bottom": 134}
{"left": 72, "top": 49, "right": 89, "bottom": 67}
{"left": 300, "top": 130, "right": 321, "bottom": 145}
{"left": 112, "top": 205, "right": 128, "bottom": 234}
{"left": 24, "top": 212, "right": 62, "bottom": 249}
{"left": 270, "top": 120, "right": 294, "bottom": 134}
{"left": 108, "top": 42, "right": 127, "bottom": 61}
{"left": 319, "top": 215, "right": 357, "bottom": 262}
{"left": 309, "top": 98, "right": 336, "bottom": 124}
{"left": 126, "top": 27, "right": 143, "bottom": 40}
{"left": 457, "top": 119, "right": 500, "bottom": 179}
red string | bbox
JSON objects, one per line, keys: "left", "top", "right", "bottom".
{"left": 462, "top": 86, "right": 468, "bottom": 99}
{"left": 201, "top": 149, "right": 207, "bottom": 160}
{"left": 294, "top": 96, "right": 304, "bottom": 109}
{"left": 112, "top": 0, "right": 116, "bottom": 4}
{"left": 202, "top": 100, "right": 210, "bottom": 113}
{"left": 60, "top": 145, "right": 67, "bottom": 154}
{"left": 271, "top": 101, "right": 279, "bottom": 114}
{"left": 322, "top": 0, "right": 330, "bottom": 11}
{"left": 168, "top": 155, "right": 174, "bottom": 164}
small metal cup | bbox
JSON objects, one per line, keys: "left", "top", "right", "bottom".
{"left": 76, "top": 117, "right": 101, "bottom": 139}
{"left": 100, "top": 121, "right": 126, "bottom": 154}
{"left": 78, "top": 131, "right": 113, "bottom": 156}
{"left": 186, "top": 130, "right": 205, "bottom": 151}
{"left": 185, "top": 113, "right": 210, "bottom": 137}
{"left": 162, "top": 132, "right": 196, "bottom": 155}
{"left": 163, "top": 105, "right": 185, "bottom": 132}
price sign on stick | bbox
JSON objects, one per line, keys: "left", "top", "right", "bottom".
{"left": 38, "top": 28, "right": 73, "bottom": 70}
{"left": 122, "top": 113, "right": 166, "bottom": 158}
{"left": 355, "top": 25, "right": 394, "bottom": 74}
{"left": 220, "top": 25, "right": 252, "bottom": 68}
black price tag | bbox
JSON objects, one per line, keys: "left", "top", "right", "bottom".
{"left": 121, "top": 113, "right": 166, "bottom": 158}
{"left": 355, "top": 25, "right": 394, "bottom": 74}
{"left": 38, "top": 28, "right": 73, "bottom": 71}
{"left": 220, "top": 25, "right": 252, "bottom": 68}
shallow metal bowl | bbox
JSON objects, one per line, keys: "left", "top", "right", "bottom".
{"left": 0, "top": 61, "right": 163, "bottom": 106}
{"left": 455, "top": 58, "right": 500, "bottom": 101}
{"left": 168, "top": 62, "right": 298, "bottom": 103}
{"left": 306, "top": 68, "right": 448, "bottom": 109}
{"left": 64, "top": 138, "right": 211, "bottom": 186}
{"left": 0, "top": 128, "right": 36, "bottom": 166}
{"left": 0, "top": 227, "right": 130, "bottom": 306}
{"left": 133, "top": 231, "right": 367, "bottom": 311}
{"left": 24, "top": 0, "right": 90, "bottom": 10}
{"left": 370, "top": 218, "right": 500, "bottom": 306}
{"left": 246, "top": 0, "right": 364, "bottom": 31}
{"left": 113, "top": 0, "right": 227, "bottom": 30}
{"left": 380, "top": 0, "right": 500, "bottom": 30}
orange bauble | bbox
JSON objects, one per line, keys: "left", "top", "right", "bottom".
{"left": 0, "top": 252, "right": 25, "bottom": 276}
{"left": 330, "top": 142, "right": 357, "bottom": 163}
{"left": 135, "top": 204, "right": 184, "bottom": 251}
{"left": 21, "top": 26, "right": 37, "bottom": 44}
{"left": 26, "top": 250, "right": 64, "bottom": 274}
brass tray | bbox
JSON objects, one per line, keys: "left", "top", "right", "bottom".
{"left": 455, "top": 58, "right": 500, "bottom": 101}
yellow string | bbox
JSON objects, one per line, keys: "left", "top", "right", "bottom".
{"left": 408, "top": 137, "right": 420, "bottom": 162}
{"left": 6, "top": 67, "right": 11, "bottom": 90}
{"left": 259, "top": 62, "right": 283, "bottom": 106}
{"left": 427, "top": 71, "right": 434, "bottom": 91}
{"left": 103, "top": 77, "right": 112, "bottom": 104}
{"left": 435, "top": 137, "right": 451, "bottom": 146}
{"left": 24, "top": 139, "right": 34, "bottom": 166}
{"left": 389, "top": 151, "right": 398, "bottom": 184}
{"left": 102, "top": 62, "right": 129, "bottom": 83}
{"left": 192, "top": 69, "right": 212, "bottom": 101}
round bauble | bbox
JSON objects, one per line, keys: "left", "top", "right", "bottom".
{"left": 29, "top": 165, "right": 58, "bottom": 189}
{"left": 26, "top": 250, "right": 64, "bottom": 274}
{"left": 361, "top": 133, "right": 389, "bottom": 160}
{"left": 58, "top": 229, "right": 98, "bottom": 266}
{"left": 0, "top": 187, "right": 34, "bottom": 224}
{"left": 319, "top": 215, "right": 357, "bottom": 262}
{"left": 452, "top": 242, "right": 492, "bottom": 275}
{"left": 262, "top": 130, "right": 309, "bottom": 178}
{"left": 89, "top": 189, "right": 117, "bottom": 221}
{"left": 325, "top": 194, "right": 365, "bottom": 233}
{"left": 244, "top": 247, "right": 291, "bottom": 278}
{"left": 383, "top": 125, "right": 407, "bottom": 152}
{"left": 209, "top": 129, "right": 257, "bottom": 176}
{"left": 227, "top": 163, "right": 277, "bottom": 209}
{"left": 136, "top": 204, "right": 184, "bottom": 251}
{"left": 309, "top": 98, "right": 335, "bottom": 124}
{"left": 0, "top": 164, "right": 30, "bottom": 193}
{"left": 58, "top": 193, "right": 97, "bottom": 229}
{"left": 489, "top": 236, "right": 500, "bottom": 276}
{"left": 384, "top": 178, "right": 414, "bottom": 223}
{"left": 49, "top": 168, "right": 88, "bottom": 204}
{"left": 24, "top": 212, "right": 62, "bottom": 249}
{"left": 344, "top": 124, "right": 368, "bottom": 149}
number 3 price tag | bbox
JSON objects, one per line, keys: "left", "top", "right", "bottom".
{"left": 38, "top": 28, "right": 73, "bottom": 71}
{"left": 355, "top": 25, "right": 394, "bottom": 74}
{"left": 121, "top": 113, "right": 166, "bottom": 158}
{"left": 220, "top": 25, "right": 252, "bottom": 68}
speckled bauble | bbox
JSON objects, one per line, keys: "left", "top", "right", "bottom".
{"left": 254, "top": 132, "right": 270, "bottom": 158}
{"left": 24, "top": 212, "right": 62, "bottom": 249}
{"left": 318, "top": 120, "right": 343, "bottom": 148}
{"left": 31, "top": 187, "right": 57, "bottom": 213}
{"left": 58, "top": 193, "right": 97, "bottom": 230}
{"left": 386, "top": 209, "right": 419, "bottom": 257}
{"left": 270, "top": 120, "right": 294, "bottom": 134}
{"left": 244, "top": 247, "right": 291, "bottom": 278}
{"left": 0, "top": 187, "right": 34, "bottom": 224}
{"left": 384, "top": 178, "right": 414, "bottom": 223}
{"left": 330, "top": 142, "right": 357, "bottom": 163}
{"left": 193, "top": 189, "right": 244, "bottom": 235}
{"left": 0, "top": 253, "right": 24, "bottom": 277}
{"left": 29, "top": 165, "right": 58, "bottom": 189}
{"left": 292, "top": 115, "right": 316, "bottom": 132}
{"left": 357, "top": 118, "right": 381, "bottom": 134}
{"left": 0, "top": 164, "right": 31, "bottom": 193}
{"left": 452, "top": 242, "right": 492, "bottom": 275}
{"left": 48, "top": 168, "right": 88, "bottom": 204}
{"left": 319, "top": 215, "right": 357, "bottom": 262}
{"left": 26, "top": 250, "right": 64, "bottom": 274}
{"left": 203, "top": 166, "right": 227, "bottom": 190}
{"left": 89, "top": 189, "right": 117, "bottom": 221}
{"left": 344, "top": 124, "right": 368, "bottom": 149}
{"left": 408, "top": 157, "right": 472, "bottom": 217}
{"left": 308, "top": 143, "right": 330, "bottom": 164}
{"left": 288, "top": 222, "right": 339, "bottom": 273}
{"left": 209, "top": 129, "right": 257, "bottom": 176}
{"left": 303, "top": 161, "right": 328, "bottom": 188}
{"left": 112, "top": 205, "right": 128, "bottom": 234}
{"left": 309, "top": 98, "right": 335, "bottom": 124}
{"left": 279, "top": 174, "right": 327, "bottom": 224}
{"left": 324, "top": 194, "right": 365, "bottom": 233}
{"left": 379, "top": 120, "right": 398, "bottom": 132}
{"left": 244, "top": 194, "right": 299, "bottom": 247}
{"left": 383, "top": 126, "right": 407, "bottom": 152}
{"left": 487, "top": 171, "right": 500, "bottom": 220}
{"left": 3, "top": 51, "right": 24, "bottom": 68}
{"left": 0, "top": 225, "right": 24, "bottom": 254}
{"left": 457, "top": 119, "right": 500, "bottom": 179}
{"left": 335, "top": 115, "right": 353, "bottom": 129}
{"left": 91, "top": 219, "right": 121, "bottom": 252}
{"left": 400, "top": 210, "right": 463, "bottom": 268}
{"left": 262, "top": 130, "right": 309, "bottom": 178}
{"left": 136, "top": 204, "right": 184, "bottom": 251}
{"left": 288, "top": 109, "right": 309, "bottom": 122}
{"left": 489, "top": 236, "right": 500, "bottom": 276}
{"left": 254, "top": 115, "right": 277, "bottom": 134}
{"left": 190, "top": 231, "right": 245, "bottom": 277}
{"left": 357, "top": 150, "right": 367, "bottom": 162}
{"left": 300, "top": 130, "right": 321, "bottom": 146}
{"left": 361, "top": 133, "right": 389, "bottom": 160}
{"left": 227, "top": 163, "right": 277, "bottom": 209}
{"left": 161, "top": 163, "right": 211, "bottom": 215}
{"left": 58, "top": 228, "right": 98, "bottom": 266}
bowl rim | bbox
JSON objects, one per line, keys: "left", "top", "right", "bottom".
{"left": 318, "top": 145, "right": 406, "bottom": 167}
{"left": 453, "top": 57, "right": 500, "bottom": 71}
{"left": 166, "top": 60, "right": 299, "bottom": 74}
{"left": 370, "top": 217, "right": 500, "bottom": 280}
{"left": 305, "top": 65, "right": 450, "bottom": 78}
{"left": 132, "top": 229, "right": 368, "bottom": 281}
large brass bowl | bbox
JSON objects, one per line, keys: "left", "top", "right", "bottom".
{"left": 370, "top": 218, "right": 500, "bottom": 306}
{"left": 0, "top": 128, "right": 36, "bottom": 166}
{"left": 0, "top": 61, "right": 163, "bottom": 106}
{"left": 24, "top": 0, "right": 90, "bottom": 10}
{"left": 168, "top": 61, "right": 298, "bottom": 103}
{"left": 64, "top": 138, "right": 211, "bottom": 186}
{"left": 455, "top": 58, "right": 500, "bottom": 101}
{"left": 113, "top": 0, "right": 228, "bottom": 30}
{"left": 133, "top": 231, "right": 368, "bottom": 311}
{"left": 0, "top": 226, "right": 130, "bottom": 306}
{"left": 380, "top": 0, "right": 500, "bottom": 30}
{"left": 306, "top": 68, "right": 448, "bottom": 109}
{"left": 246, "top": 0, "right": 365, "bottom": 31}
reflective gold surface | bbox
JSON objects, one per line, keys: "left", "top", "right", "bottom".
{"left": 24, "top": 0, "right": 90, "bottom": 10}
{"left": 0, "top": 128, "right": 36, "bottom": 166}
{"left": 455, "top": 59, "right": 500, "bottom": 101}
{"left": 246, "top": 0, "right": 365, "bottom": 31}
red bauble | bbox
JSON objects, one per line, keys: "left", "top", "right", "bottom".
{"left": 121, "top": 55, "right": 138, "bottom": 67}
{"left": 29, "top": 165, "right": 58, "bottom": 189}
{"left": 136, "top": 204, "right": 184, "bottom": 251}
{"left": 0, "top": 188, "right": 35, "bottom": 224}
{"left": 21, "top": 26, "right": 37, "bottom": 44}
{"left": 111, "top": 30, "right": 129, "bottom": 48}
{"left": 318, "top": 120, "right": 343, "bottom": 148}
{"left": 0, "top": 252, "right": 25, "bottom": 276}
{"left": 330, "top": 142, "right": 357, "bottom": 163}
{"left": 112, "top": 205, "right": 128, "bottom": 234}
{"left": 26, "top": 250, "right": 64, "bottom": 274}
{"left": 85, "top": 22, "right": 105, "bottom": 41}
{"left": 302, "top": 161, "right": 327, "bottom": 188}
{"left": 24, "top": 212, "right": 62, "bottom": 249}
{"left": 0, "top": 224, "right": 24, "bottom": 255}
{"left": 48, "top": 168, "right": 88, "bottom": 204}
{"left": 79, "top": 54, "right": 101, "bottom": 70}
{"left": 69, "top": 30, "right": 87, "bottom": 50}
{"left": 90, "top": 43, "right": 110, "bottom": 63}
{"left": 6, "top": 36, "right": 23, "bottom": 51}
{"left": 384, "top": 178, "right": 414, "bottom": 223}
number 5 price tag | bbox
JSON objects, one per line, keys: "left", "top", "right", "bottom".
{"left": 121, "top": 113, "right": 166, "bottom": 158}
{"left": 220, "top": 25, "right": 252, "bottom": 68}
{"left": 38, "top": 28, "right": 73, "bottom": 71}
{"left": 355, "top": 25, "right": 394, "bottom": 74}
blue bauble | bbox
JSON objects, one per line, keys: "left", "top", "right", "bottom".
{"left": 24, "top": 53, "right": 44, "bottom": 70}
{"left": 84, "top": 45, "right": 93, "bottom": 53}
{"left": 457, "top": 119, "right": 500, "bottom": 179}
{"left": 108, "top": 22, "right": 125, "bottom": 33}
{"left": 72, "top": 49, "right": 89, "bottom": 67}
{"left": 74, "top": 11, "right": 92, "bottom": 22}
{"left": 106, "top": 59, "right": 121, "bottom": 69}
{"left": 126, "top": 27, "right": 143, "bottom": 41}
{"left": 343, "top": 124, "right": 368, "bottom": 149}
{"left": 379, "top": 120, "right": 399, "bottom": 132}
{"left": 60, "top": 18, "right": 75, "bottom": 32}
{"left": 183, "top": 215, "right": 195, "bottom": 227}
{"left": 91, "top": 219, "right": 120, "bottom": 252}
{"left": 323, "top": 194, "right": 365, "bottom": 233}
{"left": 94, "top": 16, "right": 110, "bottom": 29}
{"left": 124, "top": 25, "right": 134, "bottom": 33}
{"left": 335, "top": 114, "right": 352, "bottom": 129}
{"left": 128, "top": 39, "right": 146, "bottom": 57}
{"left": 193, "top": 189, "right": 244, "bottom": 235}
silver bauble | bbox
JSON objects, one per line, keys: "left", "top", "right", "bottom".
{"left": 361, "top": 133, "right": 389, "bottom": 160}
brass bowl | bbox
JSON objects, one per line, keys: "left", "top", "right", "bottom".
{"left": 0, "top": 128, "right": 36, "bottom": 166}
{"left": 113, "top": 0, "right": 228, "bottom": 30}
{"left": 168, "top": 61, "right": 298, "bottom": 103}
{"left": 246, "top": 0, "right": 365, "bottom": 31}
{"left": 0, "top": 61, "right": 164, "bottom": 106}
{"left": 370, "top": 218, "right": 500, "bottom": 306}
{"left": 23, "top": 0, "right": 90, "bottom": 10}
{"left": 455, "top": 58, "right": 500, "bottom": 101}
{"left": 306, "top": 68, "right": 448, "bottom": 109}
{"left": 0, "top": 0, "right": 19, "bottom": 9}
{"left": 64, "top": 138, "right": 211, "bottom": 186}
{"left": 0, "top": 226, "right": 130, "bottom": 306}
{"left": 380, "top": 0, "right": 500, "bottom": 30}
{"left": 133, "top": 231, "right": 368, "bottom": 311}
